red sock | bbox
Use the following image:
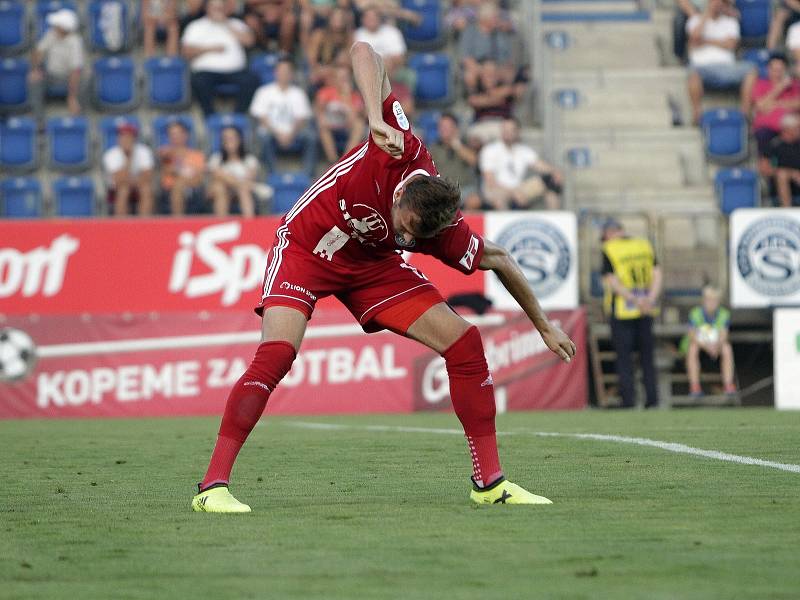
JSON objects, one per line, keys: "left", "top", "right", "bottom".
{"left": 201, "top": 341, "right": 296, "bottom": 490}
{"left": 443, "top": 326, "right": 502, "bottom": 487}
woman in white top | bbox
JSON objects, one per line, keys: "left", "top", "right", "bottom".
{"left": 208, "top": 127, "right": 261, "bottom": 218}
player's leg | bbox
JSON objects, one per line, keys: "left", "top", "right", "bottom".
{"left": 197, "top": 306, "right": 306, "bottom": 493}
{"left": 373, "top": 301, "right": 552, "bottom": 505}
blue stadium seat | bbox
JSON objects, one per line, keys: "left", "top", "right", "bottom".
{"left": 737, "top": 0, "right": 771, "bottom": 40}
{"left": 1, "top": 177, "right": 42, "bottom": 217}
{"left": 0, "top": 1, "right": 27, "bottom": 54}
{"left": 53, "top": 176, "right": 95, "bottom": 216}
{"left": 144, "top": 56, "right": 190, "bottom": 109}
{"left": 409, "top": 53, "right": 451, "bottom": 105}
{"left": 152, "top": 114, "right": 197, "bottom": 148}
{"left": 0, "top": 56, "right": 28, "bottom": 111}
{"left": 0, "top": 116, "right": 38, "bottom": 171}
{"left": 415, "top": 110, "right": 441, "bottom": 144}
{"left": 715, "top": 168, "right": 759, "bottom": 214}
{"left": 99, "top": 114, "right": 141, "bottom": 151}
{"left": 401, "top": 0, "right": 444, "bottom": 49}
{"left": 35, "top": 0, "right": 76, "bottom": 38}
{"left": 87, "top": 0, "right": 130, "bottom": 53}
{"left": 249, "top": 52, "right": 280, "bottom": 85}
{"left": 206, "top": 113, "right": 250, "bottom": 154}
{"left": 46, "top": 116, "right": 90, "bottom": 171}
{"left": 700, "top": 108, "right": 748, "bottom": 164}
{"left": 93, "top": 55, "right": 138, "bottom": 112}
{"left": 743, "top": 48, "right": 770, "bottom": 79}
{"left": 268, "top": 172, "right": 311, "bottom": 214}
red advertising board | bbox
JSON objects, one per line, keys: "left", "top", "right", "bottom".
{"left": 0, "top": 308, "right": 587, "bottom": 419}
{"left": 0, "top": 217, "right": 484, "bottom": 316}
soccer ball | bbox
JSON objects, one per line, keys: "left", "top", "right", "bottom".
{"left": 0, "top": 327, "right": 38, "bottom": 382}
{"left": 696, "top": 324, "right": 720, "bottom": 345}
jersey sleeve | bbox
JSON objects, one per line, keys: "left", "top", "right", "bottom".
{"left": 414, "top": 212, "right": 484, "bottom": 275}
{"left": 367, "top": 92, "right": 423, "bottom": 166}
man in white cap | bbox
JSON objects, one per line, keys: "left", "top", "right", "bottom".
{"left": 29, "top": 8, "right": 85, "bottom": 119}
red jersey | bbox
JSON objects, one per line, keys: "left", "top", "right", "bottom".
{"left": 275, "top": 93, "right": 484, "bottom": 275}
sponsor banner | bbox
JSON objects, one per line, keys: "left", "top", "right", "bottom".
{"left": 0, "top": 217, "right": 483, "bottom": 316}
{"left": 774, "top": 308, "right": 800, "bottom": 410}
{"left": 0, "top": 308, "right": 587, "bottom": 419}
{"left": 483, "top": 212, "right": 579, "bottom": 310}
{"left": 730, "top": 209, "right": 800, "bottom": 308}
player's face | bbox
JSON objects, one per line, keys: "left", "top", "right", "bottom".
{"left": 392, "top": 203, "right": 437, "bottom": 244}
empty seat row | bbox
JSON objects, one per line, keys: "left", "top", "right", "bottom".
{"left": 1, "top": 175, "right": 95, "bottom": 217}
{"left": 0, "top": 0, "right": 134, "bottom": 55}
{"left": 0, "top": 171, "right": 315, "bottom": 218}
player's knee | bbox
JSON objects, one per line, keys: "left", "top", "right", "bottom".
{"left": 442, "top": 326, "right": 488, "bottom": 377}
{"left": 244, "top": 340, "right": 297, "bottom": 390}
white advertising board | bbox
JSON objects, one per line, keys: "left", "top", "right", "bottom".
{"left": 774, "top": 308, "right": 800, "bottom": 410}
{"left": 730, "top": 209, "right": 800, "bottom": 308}
{"left": 484, "top": 212, "right": 578, "bottom": 310}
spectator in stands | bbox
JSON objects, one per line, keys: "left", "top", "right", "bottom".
{"left": 249, "top": 58, "right": 318, "bottom": 177}
{"left": 674, "top": 0, "right": 740, "bottom": 61}
{"left": 770, "top": 113, "right": 800, "bottom": 207}
{"left": 428, "top": 113, "right": 481, "bottom": 210}
{"left": 446, "top": 0, "right": 480, "bottom": 35}
{"left": 28, "top": 8, "right": 84, "bottom": 120}
{"left": 686, "top": 0, "right": 754, "bottom": 125}
{"left": 244, "top": 0, "right": 299, "bottom": 54}
{"left": 685, "top": 285, "right": 736, "bottom": 397}
{"left": 158, "top": 121, "right": 207, "bottom": 215}
{"left": 208, "top": 126, "right": 264, "bottom": 217}
{"left": 460, "top": 3, "right": 518, "bottom": 91}
{"left": 783, "top": 18, "right": 800, "bottom": 64}
{"left": 767, "top": 0, "right": 800, "bottom": 49}
{"left": 143, "top": 0, "right": 180, "bottom": 57}
{"left": 307, "top": 7, "right": 355, "bottom": 89}
{"left": 181, "top": 0, "right": 260, "bottom": 116}
{"left": 601, "top": 219, "right": 662, "bottom": 409}
{"left": 354, "top": 7, "right": 407, "bottom": 78}
{"left": 478, "top": 118, "right": 563, "bottom": 210}
{"left": 315, "top": 66, "right": 365, "bottom": 162}
{"left": 351, "top": 0, "right": 423, "bottom": 26}
{"left": 741, "top": 53, "right": 800, "bottom": 175}
{"left": 102, "top": 123, "right": 155, "bottom": 217}
{"left": 467, "top": 60, "right": 526, "bottom": 126}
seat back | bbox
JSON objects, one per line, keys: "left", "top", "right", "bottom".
{"left": 206, "top": 113, "right": 250, "bottom": 154}
{"left": 53, "top": 176, "right": 95, "bottom": 216}
{"left": 1, "top": 176, "right": 42, "bottom": 217}
{"left": 401, "top": 0, "right": 443, "bottom": 47}
{"left": 715, "top": 168, "right": 759, "bottom": 214}
{"left": 409, "top": 53, "right": 450, "bottom": 103}
{"left": 701, "top": 108, "right": 748, "bottom": 163}
{"left": 415, "top": 110, "right": 441, "bottom": 144}
{"left": 249, "top": 52, "right": 280, "bottom": 85}
{"left": 0, "top": 116, "right": 37, "bottom": 171}
{"left": 88, "top": 0, "right": 129, "bottom": 52}
{"left": 93, "top": 55, "right": 138, "bottom": 111}
{"left": 268, "top": 172, "right": 311, "bottom": 214}
{"left": 737, "top": 0, "right": 771, "bottom": 39}
{"left": 47, "top": 115, "right": 90, "bottom": 170}
{"left": 0, "top": 1, "right": 27, "bottom": 53}
{"left": 0, "top": 56, "right": 28, "bottom": 109}
{"left": 144, "top": 56, "right": 190, "bottom": 108}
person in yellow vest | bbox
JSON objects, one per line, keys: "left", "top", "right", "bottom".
{"left": 601, "top": 219, "right": 663, "bottom": 408}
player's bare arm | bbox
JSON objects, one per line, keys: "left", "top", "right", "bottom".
{"left": 350, "top": 41, "right": 404, "bottom": 159}
{"left": 479, "top": 239, "right": 577, "bottom": 363}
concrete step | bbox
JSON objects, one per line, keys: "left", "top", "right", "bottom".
{"left": 562, "top": 107, "right": 673, "bottom": 129}
{"left": 572, "top": 165, "right": 685, "bottom": 190}
{"left": 553, "top": 45, "right": 660, "bottom": 70}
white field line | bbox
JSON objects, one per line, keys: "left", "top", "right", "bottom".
{"left": 285, "top": 421, "right": 800, "bottom": 475}
{"left": 35, "top": 313, "right": 507, "bottom": 359}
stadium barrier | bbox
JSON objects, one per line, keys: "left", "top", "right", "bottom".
{"left": 0, "top": 214, "right": 586, "bottom": 418}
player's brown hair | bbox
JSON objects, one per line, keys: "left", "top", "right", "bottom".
{"left": 400, "top": 176, "right": 460, "bottom": 237}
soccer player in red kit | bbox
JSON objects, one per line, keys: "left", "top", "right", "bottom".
{"left": 191, "top": 42, "right": 577, "bottom": 512}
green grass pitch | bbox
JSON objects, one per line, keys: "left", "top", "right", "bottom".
{"left": 3, "top": 408, "right": 800, "bottom": 599}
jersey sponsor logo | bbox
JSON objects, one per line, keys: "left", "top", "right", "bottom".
{"left": 459, "top": 235, "right": 480, "bottom": 270}
{"left": 392, "top": 100, "right": 409, "bottom": 131}
{"left": 339, "top": 199, "right": 389, "bottom": 244}
{"left": 495, "top": 221, "right": 570, "bottom": 299}
{"left": 312, "top": 225, "right": 349, "bottom": 261}
{"left": 169, "top": 222, "right": 266, "bottom": 306}
{"left": 737, "top": 217, "right": 800, "bottom": 296}
{"left": 279, "top": 281, "right": 318, "bottom": 301}
{"left": 0, "top": 234, "right": 79, "bottom": 299}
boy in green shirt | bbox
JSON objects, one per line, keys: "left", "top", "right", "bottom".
{"left": 685, "top": 286, "right": 736, "bottom": 396}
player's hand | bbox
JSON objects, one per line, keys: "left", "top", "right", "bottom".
{"left": 369, "top": 119, "right": 404, "bottom": 159}
{"left": 540, "top": 325, "right": 577, "bottom": 364}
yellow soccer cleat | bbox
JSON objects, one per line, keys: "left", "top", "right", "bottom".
{"left": 191, "top": 485, "right": 252, "bottom": 513}
{"left": 470, "top": 477, "right": 553, "bottom": 505}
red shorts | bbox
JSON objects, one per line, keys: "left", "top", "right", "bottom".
{"left": 255, "top": 239, "right": 444, "bottom": 333}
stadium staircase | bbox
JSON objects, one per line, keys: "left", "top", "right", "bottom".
{"left": 539, "top": 0, "right": 737, "bottom": 407}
